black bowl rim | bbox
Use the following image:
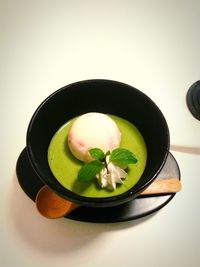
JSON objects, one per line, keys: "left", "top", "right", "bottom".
{"left": 26, "top": 79, "right": 170, "bottom": 207}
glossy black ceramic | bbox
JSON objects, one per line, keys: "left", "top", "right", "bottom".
{"left": 27, "top": 79, "right": 170, "bottom": 207}
{"left": 16, "top": 149, "right": 180, "bottom": 223}
{"left": 186, "top": 80, "right": 200, "bottom": 121}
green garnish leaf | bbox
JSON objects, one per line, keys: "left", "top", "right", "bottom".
{"left": 77, "top": 160, "right": 104, "bottom": 182}
{"left": 110, "top": 148, "right": 138, "bottom": 166}
{"left": 89, "top": 148, "right": 105, "bottom": 161}
{"left": 105, "top": 150, "right": 111, "bottom": 157}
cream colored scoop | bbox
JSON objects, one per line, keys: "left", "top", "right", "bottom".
{"left": 35, "top": 178, "right": 181, "bottom": 219}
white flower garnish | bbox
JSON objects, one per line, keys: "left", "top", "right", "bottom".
{"left": 96, "top": 156, "right": 127, "bottom": 190}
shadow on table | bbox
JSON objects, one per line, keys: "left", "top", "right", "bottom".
{"left": 8, "top": 172, "right": 156, "bottom": 254}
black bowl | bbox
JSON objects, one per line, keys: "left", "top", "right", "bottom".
{"left": 27, "top": 79, "right": 169, "bottom": 208}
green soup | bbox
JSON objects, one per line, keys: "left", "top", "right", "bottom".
{"left": 48, "top": 115, "right": 147, "bottom": 198}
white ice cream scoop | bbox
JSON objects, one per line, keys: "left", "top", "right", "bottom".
{"left": 68, "top": 113, "right": 121, "bottom": 162}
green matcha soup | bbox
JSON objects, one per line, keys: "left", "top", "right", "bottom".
{"left": 48, "top": 115, "right": 147, "bottom": 198}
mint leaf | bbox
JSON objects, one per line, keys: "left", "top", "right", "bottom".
{"left": 89, "top": 148, "right": 105, "bottom": 161}
{"left": 105, "top": 150, "right": 111, "bottom": 157}
{"left": 77, "top": 160, "right": 104, "bottom": 182}
{"left": 110, "top": 148, "right": 138, "bottom": 166}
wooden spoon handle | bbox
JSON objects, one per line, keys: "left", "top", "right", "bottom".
{"left": 36, "top": 178, "right": 181, "bottom": 219}
{"left": 63, "top": 178, "right": 182, "bottom": 214}
{"left": 65, "top": 178, "right": 181, "bottom": 214}
{"left": 140, "top": 178, "right": 181, "bottom": 195}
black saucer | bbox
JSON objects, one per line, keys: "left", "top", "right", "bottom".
{"left": 16, "top": 148, "right": 180, "bottom": 223}
{"left": 186, "top": 80, "right": 200, "bottom": 121}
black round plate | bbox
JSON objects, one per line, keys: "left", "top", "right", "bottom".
{"left": 16, "top": 148, "right": 180, "bottom": 223}
{"left": 186, "top": 80, "right": 200, "bottom": 121}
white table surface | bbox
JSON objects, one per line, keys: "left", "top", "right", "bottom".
{"left": 1, "top": 1, "right": 200, "bottom": 267}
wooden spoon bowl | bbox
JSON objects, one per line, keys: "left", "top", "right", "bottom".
{"left": 36, "top": 186, "right": 79, "bottom": 219}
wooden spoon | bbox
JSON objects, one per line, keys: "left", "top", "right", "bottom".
{"left": 140, "top": 178, "right": 182, "bottom": 195}
{"left": 35, "top": 178, "right": 181, "bottom": 219}
{"left": 35, "top": 186, "right": 79, "bottom": 219}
